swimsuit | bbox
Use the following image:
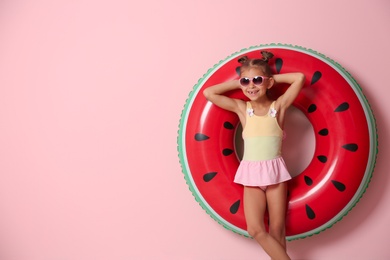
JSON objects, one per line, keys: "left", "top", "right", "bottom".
{"left": 234, "top": 101, "right": 291, "bottom": 191}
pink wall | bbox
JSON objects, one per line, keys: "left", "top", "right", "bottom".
{"left": 0, "top": 0, "right": 389, "bottom": 259}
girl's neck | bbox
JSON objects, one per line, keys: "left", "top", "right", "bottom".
{"left": 251, "top": 96, "right": 272, "bottom": 107}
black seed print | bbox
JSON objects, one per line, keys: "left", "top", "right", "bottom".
{"left": 235, "top": 66, "right": 241, "bottom": 75}
{"left": 224, "top": 121, "right": 234, "bottom": 130}
{"left": 275, "top": 58, "right": 283, "bottom": 73}
{"left": 223, "top": 149, "right": 234, "bottom": 156}
{"left": 317, "top": 155, "right": 327, "bottom": 163}
{"left": 308, "top": 104, "right": 317, "bottom": 113}
{"left": 195, "top": 133, "right": 209, "bottom": 141}
{"left": 335, "top": 102, "right": 350, "bottom": 112}
{"left": 318, "top": 128, "right": 329, "bottom": 136}
{"left": 304, "top": 175, "right": 313, "bottom": 186}
{"left": 230, "top": 200, "right": 240, "bottom": 214}
{"left": 332, "top": 180, "right": 346, "bottom": 192}
{"left": 203, "top": 172, "right": 217, "bottom": 182}
{"left": 306, "top": 204, "right": 316, "bottom": 220}
{"left": 311, "top": 71, "right": 322, "bottom": 85}
{"left": 342, "top": 143, "right": 358, "bottom": 152}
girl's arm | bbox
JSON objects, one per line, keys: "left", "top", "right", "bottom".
{"left": 273, "top": 72, "right": 305, "bottom": 110}
{"left": 203, "top": 79, "right": 243, "bottom": 113}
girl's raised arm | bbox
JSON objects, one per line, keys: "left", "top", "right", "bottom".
{"left": 203, "top": 79, "right": 244, "bottom": 113}
{"left": 273, "top": 72, "right": 305, "bottom": 110}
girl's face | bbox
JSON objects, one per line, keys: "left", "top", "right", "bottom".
{"left": 239, "top": 68, "right": 273, "bottom": 101}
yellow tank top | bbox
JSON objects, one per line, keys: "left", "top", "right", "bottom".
{"left": 242, "top": 101, "right": 283, "bottom": 161}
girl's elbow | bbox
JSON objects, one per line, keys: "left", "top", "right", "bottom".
{"left": 296, "top": 73, "right": 306, "bottom": 88}
{"left": 203, "top": 89, "right": 209, "bottom": 99}
{"left": 298, "top": 73, "right": 306, "bottom": 82}
{"left": 203, "top": 88, "right": 212, "bottom": 100}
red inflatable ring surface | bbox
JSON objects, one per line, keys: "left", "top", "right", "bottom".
{"left": 177, "top": 44, "right": 378, "bottom": 240}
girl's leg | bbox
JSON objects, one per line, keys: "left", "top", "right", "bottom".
{"left": 266, "top": 182, "right": 289, "bottom": 251}
{"left": 244, "top": 186, "right": 291, "bottom": 260}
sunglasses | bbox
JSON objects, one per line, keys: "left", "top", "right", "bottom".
{"left": 239, "top": 76, "right": 269, "bottom": 87}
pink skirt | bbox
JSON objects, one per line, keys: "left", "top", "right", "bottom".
{"left": 234, "top": 156, "right": 291, "bottom": 187}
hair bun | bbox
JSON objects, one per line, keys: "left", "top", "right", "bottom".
{"left": 260, "top": 51, "right": 274, "bottom": 63}
{"left": 237, "top": 56, "right": 248, "bottom": 64}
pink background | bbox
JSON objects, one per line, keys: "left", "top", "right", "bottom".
{"left": 0, "top": 0, "right": 389, "bottom": 259}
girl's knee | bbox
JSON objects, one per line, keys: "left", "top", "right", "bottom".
{"left": 247, "top": 225, "right": 267, "bottom": 239}
{"left": 269, "top": 221, "right": 284, "bottom": 231}
{"left": 268, "top": 222, "right": 286, "bottom": 238}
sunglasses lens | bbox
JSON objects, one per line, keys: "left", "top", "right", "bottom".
{"left": 253, "top": 76, "right": 263, "bottom": 85}
{"left": 240, "top": 78, "right": 250, "bottom": 86}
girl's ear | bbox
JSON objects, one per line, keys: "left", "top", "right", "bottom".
{"left": 267, "top": 77, "right": 275, "bottom": 89}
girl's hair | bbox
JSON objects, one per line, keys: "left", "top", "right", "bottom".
{"left": 237, "top": 51, "right": 274, "bottom": 76}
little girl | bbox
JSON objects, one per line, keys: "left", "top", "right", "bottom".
{"left": 203, "top": 51, "right": 305, "bottom": 260}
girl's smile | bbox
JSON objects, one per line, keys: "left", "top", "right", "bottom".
{"left": 246, "top": 89, "right": 260, "bottom": 95}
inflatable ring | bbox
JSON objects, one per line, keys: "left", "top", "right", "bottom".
{"left": 177, "top": 44, "right": 378, "bottom": 240}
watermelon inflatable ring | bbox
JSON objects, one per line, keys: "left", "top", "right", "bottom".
{"left": 177, "top": 44, "right": 378, "bottom": 240}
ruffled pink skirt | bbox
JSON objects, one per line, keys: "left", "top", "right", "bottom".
{"left": 234, "top": 156, "right": 291, "bottom": 187}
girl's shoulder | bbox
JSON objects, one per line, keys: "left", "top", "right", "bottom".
{"left": 234, "top": 99, "right": 247, "bottom": 117}
{"left": 236, "top": 98, "right": 247, "bottom": 108}
{"left": 273, "top": 98, "right": 283, "bottom": 112}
